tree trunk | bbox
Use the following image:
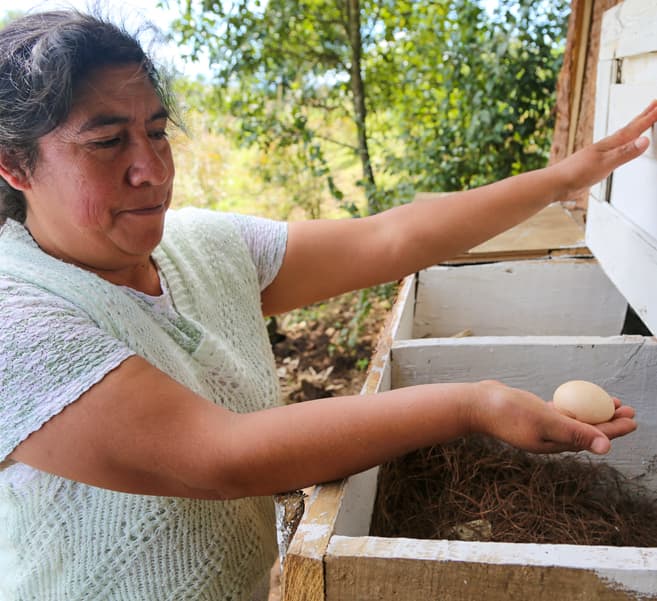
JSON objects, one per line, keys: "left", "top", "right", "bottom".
{"left": 344, "top": 0, "right": 380, "bottom": 214}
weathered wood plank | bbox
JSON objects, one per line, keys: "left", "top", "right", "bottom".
{"left": 361, "top": 274, "right": 415, "bottom": 392}
{"left": 587, "top": 199, "right": 657, "bottom": 337}
{"left": 459, "top": 202, "right": 587, "bottom": 259}
{"left": 413, "top": 260, "right": 627, "bottom": 338}
{"left": 586, "top": 0, "right": 657, "bottom": 337}
{"left": 390, "top": 336, "right": 657, "bottom": 485}
{"left": 283, "top": 481, "right": 345, "bottom": 601}
{"left": 552, "top": 0, "right": 623, "bottom": 211}
{"left": 568, "top": 0, "right": 594, "bottom": 156}
{"left": 614, "top": 0, "right": 657, "bottom": 58}
{"left": 324, "top": 536, "right": 657, "bottom": 601}
{"left": 599, "top": 3, "right": 623, "bottom": 61}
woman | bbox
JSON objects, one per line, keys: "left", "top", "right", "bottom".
{"left": 0, "top": 10, "right": 648, "bottom": 601}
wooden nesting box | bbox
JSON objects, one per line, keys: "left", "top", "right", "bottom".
{"left": 282, "top": 1, "right": 657, "bottom": 598}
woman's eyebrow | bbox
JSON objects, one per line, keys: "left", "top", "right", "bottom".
{"left": 76, "top": 108, "right": 169, "bottom": 134}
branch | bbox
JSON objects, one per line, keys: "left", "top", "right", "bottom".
{"left": 313, "top": 132, "right": 359, "bottom": 151}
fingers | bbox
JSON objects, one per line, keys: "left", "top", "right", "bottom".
{"left": 599, "top": 100, "right": 657, "bottom": 151}
{"left": 547, "top": 412, "right": 636, "bottom": 455}
{"left": 541, "top": 404, "right": 638, "bottom": 455}
{"left": 616, "top": 136, "right": 650, "bottom": 163}
{"left": 618, "top": 100, "right": 657, "bottom": 139}
{"left": 594, "top": 416, "right": 637, "bottom": 441}
{"left": 543, "top": 415, "right": 611, "bottom": 455}
{"left": 633, "top": 99, "right": 657, "bottom": 124}
{"left": 549, "top": 399, "right": 637, "bottom": 453}
{"left": 613, "top": 404, "right": 635, "bottom": 419}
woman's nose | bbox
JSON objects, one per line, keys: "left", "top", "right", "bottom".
{"left": 127, "top": 138, "right": 172, "bottom": 187}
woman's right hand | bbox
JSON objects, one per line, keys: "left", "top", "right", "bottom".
{"left": 550, "top": 100, "right": 657, "bottom": 200}
{"left": 468, "top": 379, "right": 637, "bottom": 455}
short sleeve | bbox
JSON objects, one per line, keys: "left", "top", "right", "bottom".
{"left": 224, "top": 214, "right": 288, "bottom": 291}
{"left": 0, "top": 277, "right": 135, "bottom": 461}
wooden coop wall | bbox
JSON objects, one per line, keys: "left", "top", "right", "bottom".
{"left": 550, "top": 0, "right": 624, "bottom": 213}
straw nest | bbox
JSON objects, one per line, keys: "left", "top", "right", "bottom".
{"left": 370, "top": 436, "right": 657, "bottom": 547}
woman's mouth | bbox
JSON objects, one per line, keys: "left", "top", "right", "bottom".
{"left": 121, "top": 202, "right": 166, "bottom": 216}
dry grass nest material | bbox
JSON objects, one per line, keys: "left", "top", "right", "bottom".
{"left": 370, "top": 436, "right": 657, "bottom": 547}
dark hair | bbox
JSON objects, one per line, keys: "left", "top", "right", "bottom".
{"left": 0, "top": 10, "right": 179, "bottom": 223}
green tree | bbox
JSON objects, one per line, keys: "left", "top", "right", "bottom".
{"left": 170, "top": 0, "right": 568, "bottom": 213}
{"left": 369, "top": 0, "right": 569, "bottom": 193}
{"left": 172, "top": 0, "right": 382, "bottom": 213}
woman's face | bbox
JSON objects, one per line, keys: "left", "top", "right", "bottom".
{"left": 22, "top": 64, "right": 175, "bottom": 276}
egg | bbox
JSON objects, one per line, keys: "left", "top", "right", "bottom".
{"left": 553, "top": 380, "right": 615, "bottom": 424}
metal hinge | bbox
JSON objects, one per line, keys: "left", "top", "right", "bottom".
{"left": 614, "top": 58, "right": 624, "bottom": 84}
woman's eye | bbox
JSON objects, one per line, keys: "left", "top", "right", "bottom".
{"left": 149, "top": 130, "right": 169, "bottom": 141}
{"left": 92, "top": 137, "right": 121, "bottom": 149}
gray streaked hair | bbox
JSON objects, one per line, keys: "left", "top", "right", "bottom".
{"left": 0, "top": 10, "right": 179, "bottom": 223}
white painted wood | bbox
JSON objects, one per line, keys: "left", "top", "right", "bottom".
{"left": 598, "top": 4, "right": 622, "bottom": 61}
{"left": 620, "top": 53, "right": 657, "bottom": 85}
{"left": 614, "top": 0, "right": 657, "bottom": 59}
{"left": 328, "top": 535, "right": 657, "bottom": 575}
{"left": 412, "top": 261, "right": 627, "bottom": 338}
{"left": 330, "top": 361, "right": 393, "bottom": 540}
{"left": 590, "top": 58, "right": 614, "bottom": 203}
{"left": 390, "top": 336, "right": 657, "bottom": 487}
{"left": 327, "top": 536, "right": 657, "bottom": 598}
{"left": 359, "top": 276, "right": 414, "bottom": 397}
{"left": 388, "top": 275, "right": 415, "bottom": 341}
{"left": 605, "top": 84, "right": 657, "bottom": 240}
{"left": 333, "top": 467, "right": 379, "bottom": 538}
{"left": 330, "top": 327, "right": 398, "bottom": 540}
{"left": 587, "top": 198, "right": 657, "bottom": 335}
{"left": 587, "top": 0, "right": 657, "bottom": 334}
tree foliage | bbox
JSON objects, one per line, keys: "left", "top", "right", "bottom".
{"left": 369, "top": 0, "right": 569, "bottom": 193}
{"left": 170, "top": 0, "right": 569, "bottom": 214}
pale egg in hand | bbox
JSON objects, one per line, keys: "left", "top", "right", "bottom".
{"left": 553, "top": 380, "right": 615, "bottom": 424}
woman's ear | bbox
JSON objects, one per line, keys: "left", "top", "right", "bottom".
{"left": 0, "top": 150, "right": 30, "bottom": 191}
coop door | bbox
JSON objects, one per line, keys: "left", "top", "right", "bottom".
{"left": 586, "top": 0, "right": 657, "bottom": 334}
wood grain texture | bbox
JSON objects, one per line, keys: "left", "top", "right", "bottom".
{"left": 464, "top": 203, "right": 586, "bottom": 256}
{"left": 324, "top": 536, "right": 657, "bottom": 601}
{"left": 414, "top": 202, "right": 588, "bottom": 263}
{"left": 413, "top": 259, "right": 627, "bottom": 338}
{"left": 282, "top": 482, "right": 345, "bottom": 601}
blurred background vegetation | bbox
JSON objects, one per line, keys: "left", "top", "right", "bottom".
{"left": 166, "top": 0, "right": 569, "bottom": 221}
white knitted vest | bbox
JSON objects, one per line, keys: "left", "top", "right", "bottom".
{"left": 0, "top": 209, "right": 280, "bottom": 600}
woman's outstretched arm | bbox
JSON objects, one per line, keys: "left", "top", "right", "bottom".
{"left": 9, "top": 356, "right": 636, "bottom": 500}
{"left": 261, "top": 101, "right": 657, "bottom": 315}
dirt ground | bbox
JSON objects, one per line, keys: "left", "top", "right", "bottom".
{"left": 271, "top": 286, "right": 394, "bottom": 404}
